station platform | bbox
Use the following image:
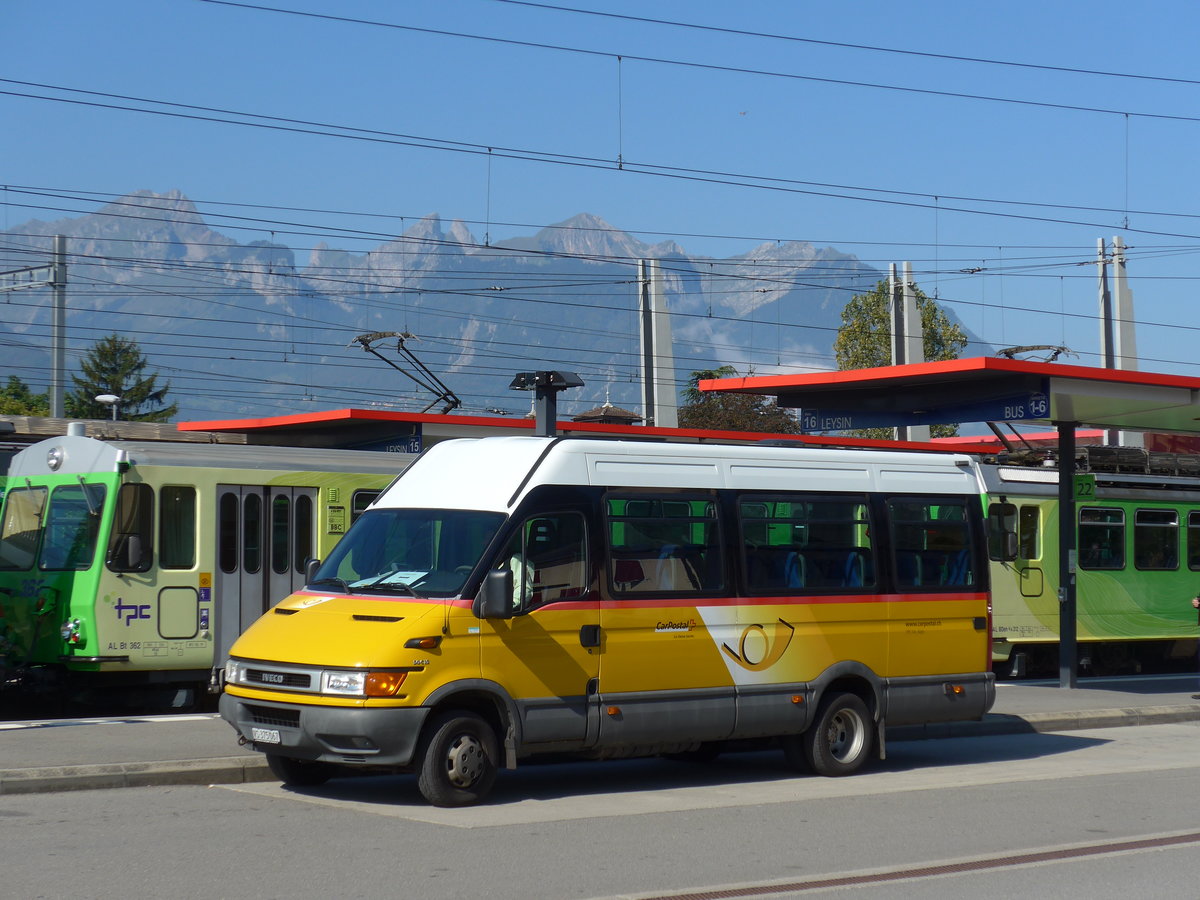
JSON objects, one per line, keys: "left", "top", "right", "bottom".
{"left": 2, "top": 675, "right": 1198, "bottom": 795}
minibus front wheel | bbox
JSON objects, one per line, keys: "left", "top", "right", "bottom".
{"left": 416, "top": 711, "right": 500, "bottom": 807}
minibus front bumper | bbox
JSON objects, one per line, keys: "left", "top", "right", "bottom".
{"left": 219, "top": 693, "right": 430, "bottom": 768}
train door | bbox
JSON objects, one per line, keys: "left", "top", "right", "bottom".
{"left": 214, "top": 485, "right": 316, "bottom": 664}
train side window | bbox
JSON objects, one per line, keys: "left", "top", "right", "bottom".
{"left": 107, "top": 483, "right": 153, "bottom": 573}
{"left": 294, "top": 494, "right": 313, "bottom": 574}
{"left": 160, "top": 486, "right": 196, "bottom": 570}
{"left": 1018, "top": 506, "right": 1040, "bottom": 560}
{"left": 605, "top": 494, "right": 722, "bottom": 596}
{"left": 1188, "top": 511, "right": 1200, "bottom": 571}
{"left": 1134, "top": 508, "right": 1178, "bottom": 570}
{"left": 0, "top": 486, "right": 47, "bottom": 571}
{"left": 243, "top": 494, "right": 262, "bottom": 575}
{"left": 271, "top": 494, "right": 290, "bottom": 575}
{"left": 218, "top": 493, "right": 239, "bottom": 574}
{"left": 40, "top": 483, "right": 106, "bottom": 571}
{"left": 1078, "top": 507, "right": 1124, "bottom": 570}
{"left": 351, "top": 490, "right": 380, "bottom": 523}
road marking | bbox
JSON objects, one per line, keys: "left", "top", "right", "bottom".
{"left": 0, "top": 713, "right": 218, "bottom": 731}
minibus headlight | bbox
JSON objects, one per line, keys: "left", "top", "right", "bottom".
{"left": 224, "top": 660, "right": 242, "bottom": 686}
{"left": 322, "top": 670, "right": 367, "bottom": 695}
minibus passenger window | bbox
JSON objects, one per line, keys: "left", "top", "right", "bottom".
{"left": 606, "top": 495, "right": 722, "bottom": 595}
{"left": 740, "top": 495, "right": 874, "bottom": 591}
{"left": 888, "top": 498, "right": 972, "bottom": 589}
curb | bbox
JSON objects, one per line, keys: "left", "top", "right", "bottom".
{"left": 4, "top": 706, "right": 1199, "bottom": 795}
{"left": 887, "top": 703, "right": 1200, "bottom": 742}
{"left": 0, "top": 756, "right": 273, "bottom": 796}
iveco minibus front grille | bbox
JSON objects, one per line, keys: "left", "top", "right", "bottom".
{"left": 245, "top": 668, "right": 312, "bottom": 689}
{"left": 246, "top": 705, "right": 301, "bottom": 729}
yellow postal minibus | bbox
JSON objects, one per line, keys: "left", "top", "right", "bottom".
{"left": 220, "top": 436, "right": 994, "bottom": 806}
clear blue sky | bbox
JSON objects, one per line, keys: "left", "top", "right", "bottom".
{"left": 5, "top": 0, "right": 1200, "bottom": 386}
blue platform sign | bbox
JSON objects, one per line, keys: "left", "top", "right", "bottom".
{"left": 801, "top": 388, "right": 1050, "bottom": 433}
{"left": 351, "top": 426, "right": 423, "bottom": 454}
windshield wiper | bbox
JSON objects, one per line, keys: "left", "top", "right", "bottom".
{"left": 309, "top": 576, "right": 353, "bottom": 594}
{"left": 354, "top": 571, "right": 425, "bottom": 598}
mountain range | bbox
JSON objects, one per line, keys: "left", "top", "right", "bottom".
{"left": 0, "top": 190, "right": 946, "bottom": 423}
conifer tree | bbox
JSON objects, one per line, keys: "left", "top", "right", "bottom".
{"left": 0, "top": 375, "right": 49, "bottom": 415}
{"left": 64, "top": 334, "right": 178, "bottom": 422}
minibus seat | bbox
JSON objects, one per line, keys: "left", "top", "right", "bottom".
{"left": 612, "top": 558, "right": 646, "bottom": 591}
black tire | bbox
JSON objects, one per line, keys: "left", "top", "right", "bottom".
{"left": 266, "top": 753, "right": 337, "bottom": 787}
{"left": 802, "top": 693, "right": 873, "bottom": 777}
{"left": 416, "top": 711, "right": 499, "bottom": 807}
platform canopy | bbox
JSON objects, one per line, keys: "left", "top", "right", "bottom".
{"left": 700, "top": 356, "right": 1200, "bottom": 434}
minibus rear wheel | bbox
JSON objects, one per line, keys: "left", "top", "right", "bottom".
{"left": 416, "top": 711, "right": 499, "bottom": 807}
{"left": 801, "top": 693, "right": 873, "bottom": 777}
{"left": 266, "top": 753, "right": 337, "bottom": 787}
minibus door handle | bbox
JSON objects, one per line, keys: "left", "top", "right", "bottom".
{"left": 579, "top": 624, "right": 601, "bottom": 648}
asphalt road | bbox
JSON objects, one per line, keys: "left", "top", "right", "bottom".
{"left": 2, "top": 720, "right": 1198, "bottom": 899}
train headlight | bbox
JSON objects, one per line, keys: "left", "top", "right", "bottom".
{"left": 60, "top": 618, "right": 85, "bottom": 648}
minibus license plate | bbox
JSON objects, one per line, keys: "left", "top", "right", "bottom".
{"left": 251, "top": 727, "right": 281, "bottom": 744}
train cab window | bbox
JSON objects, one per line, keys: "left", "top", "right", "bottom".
{"left": 294, "top": 494, "right": 313, "bottom": 575}
{"left": 351, "top": 490, "right": 380, "bottom": 523}
{"left": 160, "top": 486, "right": 196, "bottom": 570}
{"left": 40, "top": 483, "right": 106, "bottom": 571}
{"left": 243, "top": 494, "right": 262, "bottom": 575}
{"left": 1188, "top": 512, "right": 1200, "bottom": 571}
{"left": 0, "top": 486, "right": 47, "bottom": 571}
{"left": 1079, "top": 507, "right": 1124, "bottom": 570}
{"left": 1134, "top": 508, "right": 1178, "bottom": 570}
{"left": 739, "top": 495, "right": 874, "bottom": 592}
{"left": 606, "top": 494, "right": 722, "bottom": 595}
{"left": 271, "top": 495, "right": 290, "bottom": 575}
{"left": 888, "top": 498, "right": 973, "bottom": 589}
{"left": 218, "top": 492, "right": 239, "bottom": 574}
{"left": 1018, "top": 506, "right": 1040, "bottom": 560}
{"left": 106, "top": 483, "right": 153, "bottom": 573}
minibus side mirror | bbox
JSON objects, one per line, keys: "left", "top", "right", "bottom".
{"left": 304, "top": 557, "right": 321, "bottom": 585}
{"left": 476, "top": 569, "right": 514, "bottom": 620}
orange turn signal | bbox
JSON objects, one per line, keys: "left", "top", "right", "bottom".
{"left": 365, "top": 671, "right": 408, "bottom": 697}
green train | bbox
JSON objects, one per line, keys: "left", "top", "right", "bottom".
{"left": 982, "top": 445, "right": 1200, "bottom": 675}
{"left": 0, "top": 427, "right": 410, "bottom": 706}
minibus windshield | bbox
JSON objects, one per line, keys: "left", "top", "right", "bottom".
{"left": 313, "top": 507, "right": 505, "bottom": 598}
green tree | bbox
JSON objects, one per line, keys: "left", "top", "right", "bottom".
{"left": 0, "top": 375, "right": 50, "bottom": 415}
{"left": 832, "top": 280, "right": 968, "bottom": 439}
{"left": 64, "top": 333, "right": 178, "bottom": 422}
{"left": 677, "top": 365, "right": 801, "bottom": 434}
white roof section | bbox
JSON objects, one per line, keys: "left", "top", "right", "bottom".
{"left": 380, "top": 436, "right": 982, "bottom": 512}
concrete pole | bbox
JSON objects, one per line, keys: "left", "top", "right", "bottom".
{"left": 50, "top": 234, "right": 67, "bottom": 418}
